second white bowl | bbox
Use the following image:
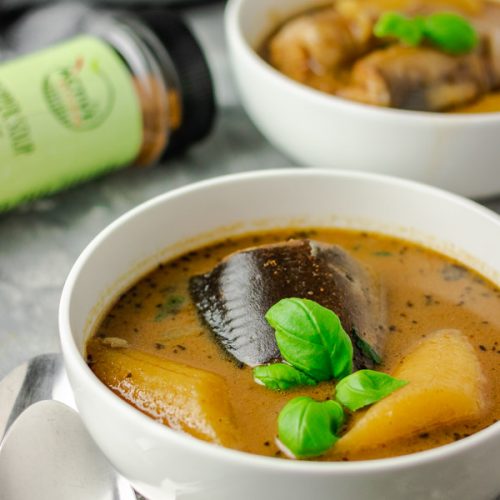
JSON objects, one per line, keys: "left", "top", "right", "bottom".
{"left": 225, "top": 0, "right": 500, "bottom": 198}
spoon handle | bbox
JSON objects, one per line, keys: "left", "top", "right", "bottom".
{"left": 0, "top": 354, "right": 142, "bottom": 499}
{"left": 0, "top": 353, "right": 64, "bottom": 441}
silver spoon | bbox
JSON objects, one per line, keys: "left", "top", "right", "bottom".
{"left": 0, "top": 353, "right": 72, "bottom": 440}
{"left": 0, "top": 400, "right": 136, "bottom": 500}
{"left": 0, "top": 354, "right": 141, "bottom": 499}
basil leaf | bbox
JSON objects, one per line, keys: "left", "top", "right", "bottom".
{"left": 335, "top": 369, "right": 408, "bottom": 411}
{"left": 352, "top": 328, "right": 382, "bottom": 365}
{"left": 374, "top": 11, "right": 478, "bottom": 55}
{"left": 423, "top": 13, "right": 478, "bottom": 55}
{"left": 278, "top": 397, "right": 345, "bottom": 458}
{"left": 155, "top": 294, "right": 185, "bottom": 322}
{"left": 374, "top": 12, "right": 424, "bottom": 46}
{"left": 253, "top": 364, "right": 317, "bottom": 391}
{"left": 265, "top": 298, "right": 353, "bottom": 382}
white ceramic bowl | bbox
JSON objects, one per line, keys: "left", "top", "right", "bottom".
{"left": 225, "top": 0, "right": 500, "bottom": 198}
{"left": 59, "top": 170, "right": 500, "bottom": 500}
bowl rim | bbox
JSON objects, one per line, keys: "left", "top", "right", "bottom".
{"left": 225, "top": 0, "right": 500, "bottom": 124}
{"left": 59, "top": 168, "right": 500, "bottom": 474}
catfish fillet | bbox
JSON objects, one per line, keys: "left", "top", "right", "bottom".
{"left": 189, "top": 239, "right": 385, "bottom": 369}
{"left": 268, "top": 8, "right": 374, "bottom": 93}
{"left": 338, "top": 45, "right": 490, "bottom": 111}
{"left": 474, "top": 2, "right": 500, "bottom": 87}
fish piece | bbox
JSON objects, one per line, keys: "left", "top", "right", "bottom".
{"left": 268, "top": 8, "right": 375, "bottom": 93}
{"left": 267, "top": 0, "right": 484, "bottom": 95}
{"left": 90, "top": 346, "right": 239, "bottom": 447}
{"left": 334, "top": 329, "right": 485, "bottom": 456}
{"left": 189, "top": 239, "right": 386, "bottom": 369}
{"left": 473, "top": 2, "right": 500, "bottom": 87}
{"left": 337, "top": 45, "right": 491, "bottom": 111}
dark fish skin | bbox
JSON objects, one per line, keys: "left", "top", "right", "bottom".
{"left": 189, "top": 239, "right": 386, "bottom": 369}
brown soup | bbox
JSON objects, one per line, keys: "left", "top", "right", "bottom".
{"left": 260, "top": 0, "right": 500, "bottom": 113}
{"left": 86, "top": 229, "right": 500, "bottom": 461}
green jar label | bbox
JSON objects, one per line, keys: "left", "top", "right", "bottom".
{"left": 0, "top": 36, "right": 143, "bottom": 211}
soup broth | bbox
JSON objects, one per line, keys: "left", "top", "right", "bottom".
{"left": 87, "top": 229, "right": 500, "bottom": 461}
{"left": 260, "top": 0, "right": 500, "bottom": 113}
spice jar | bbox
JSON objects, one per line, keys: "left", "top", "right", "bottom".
{"left": 0, "top": 9, "right": 216, "bottom": 211}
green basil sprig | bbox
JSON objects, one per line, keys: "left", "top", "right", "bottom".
{"left": 374, "top": 11, "right": 478, "bottom": 55}
{"left": 265, "top": 298, "right": 353, "bottom": 382}
{"left": 278, "top": 397, "right": 345, "bottom": 458}
{"left": 255, "top": 297, "right": 410, "bottom": 459}
{"left": 374, "top": 12, "right": 424, "bottom": 46}
{"left": 352, "top": 328, "right": 382, "bottom": 365}
{"left": 335, "top": 369, "right": 408, "bottom": 411}
{"left": 423, "top": 13, "right": 478, "bottom": 55}
{"left": 253, "top": 364, "right": 317, "bottom": 391}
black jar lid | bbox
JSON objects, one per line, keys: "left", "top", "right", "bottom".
{"left": 133, "top": 8, "right": 216, "bottom": 157}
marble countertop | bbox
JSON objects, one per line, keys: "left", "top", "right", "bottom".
{"left": 0, "top": 3, "right": 499, "bottom": 379}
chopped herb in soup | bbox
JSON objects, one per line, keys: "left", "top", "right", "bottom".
{"left": 86, "top": 229, "right": 500, "bottom": 461}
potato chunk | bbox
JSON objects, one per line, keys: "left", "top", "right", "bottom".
{"left": 335, "top": 329, "right": 485, "bottom": 453}
{"left": 91, "top": 347, "right": 238, "bottom": 446}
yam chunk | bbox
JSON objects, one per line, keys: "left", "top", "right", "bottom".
{"left": 335, "top": 329, "right": 485, "bottom": 453}
{"left": 91, "top": 347, "right": 238, "bottom": 446}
